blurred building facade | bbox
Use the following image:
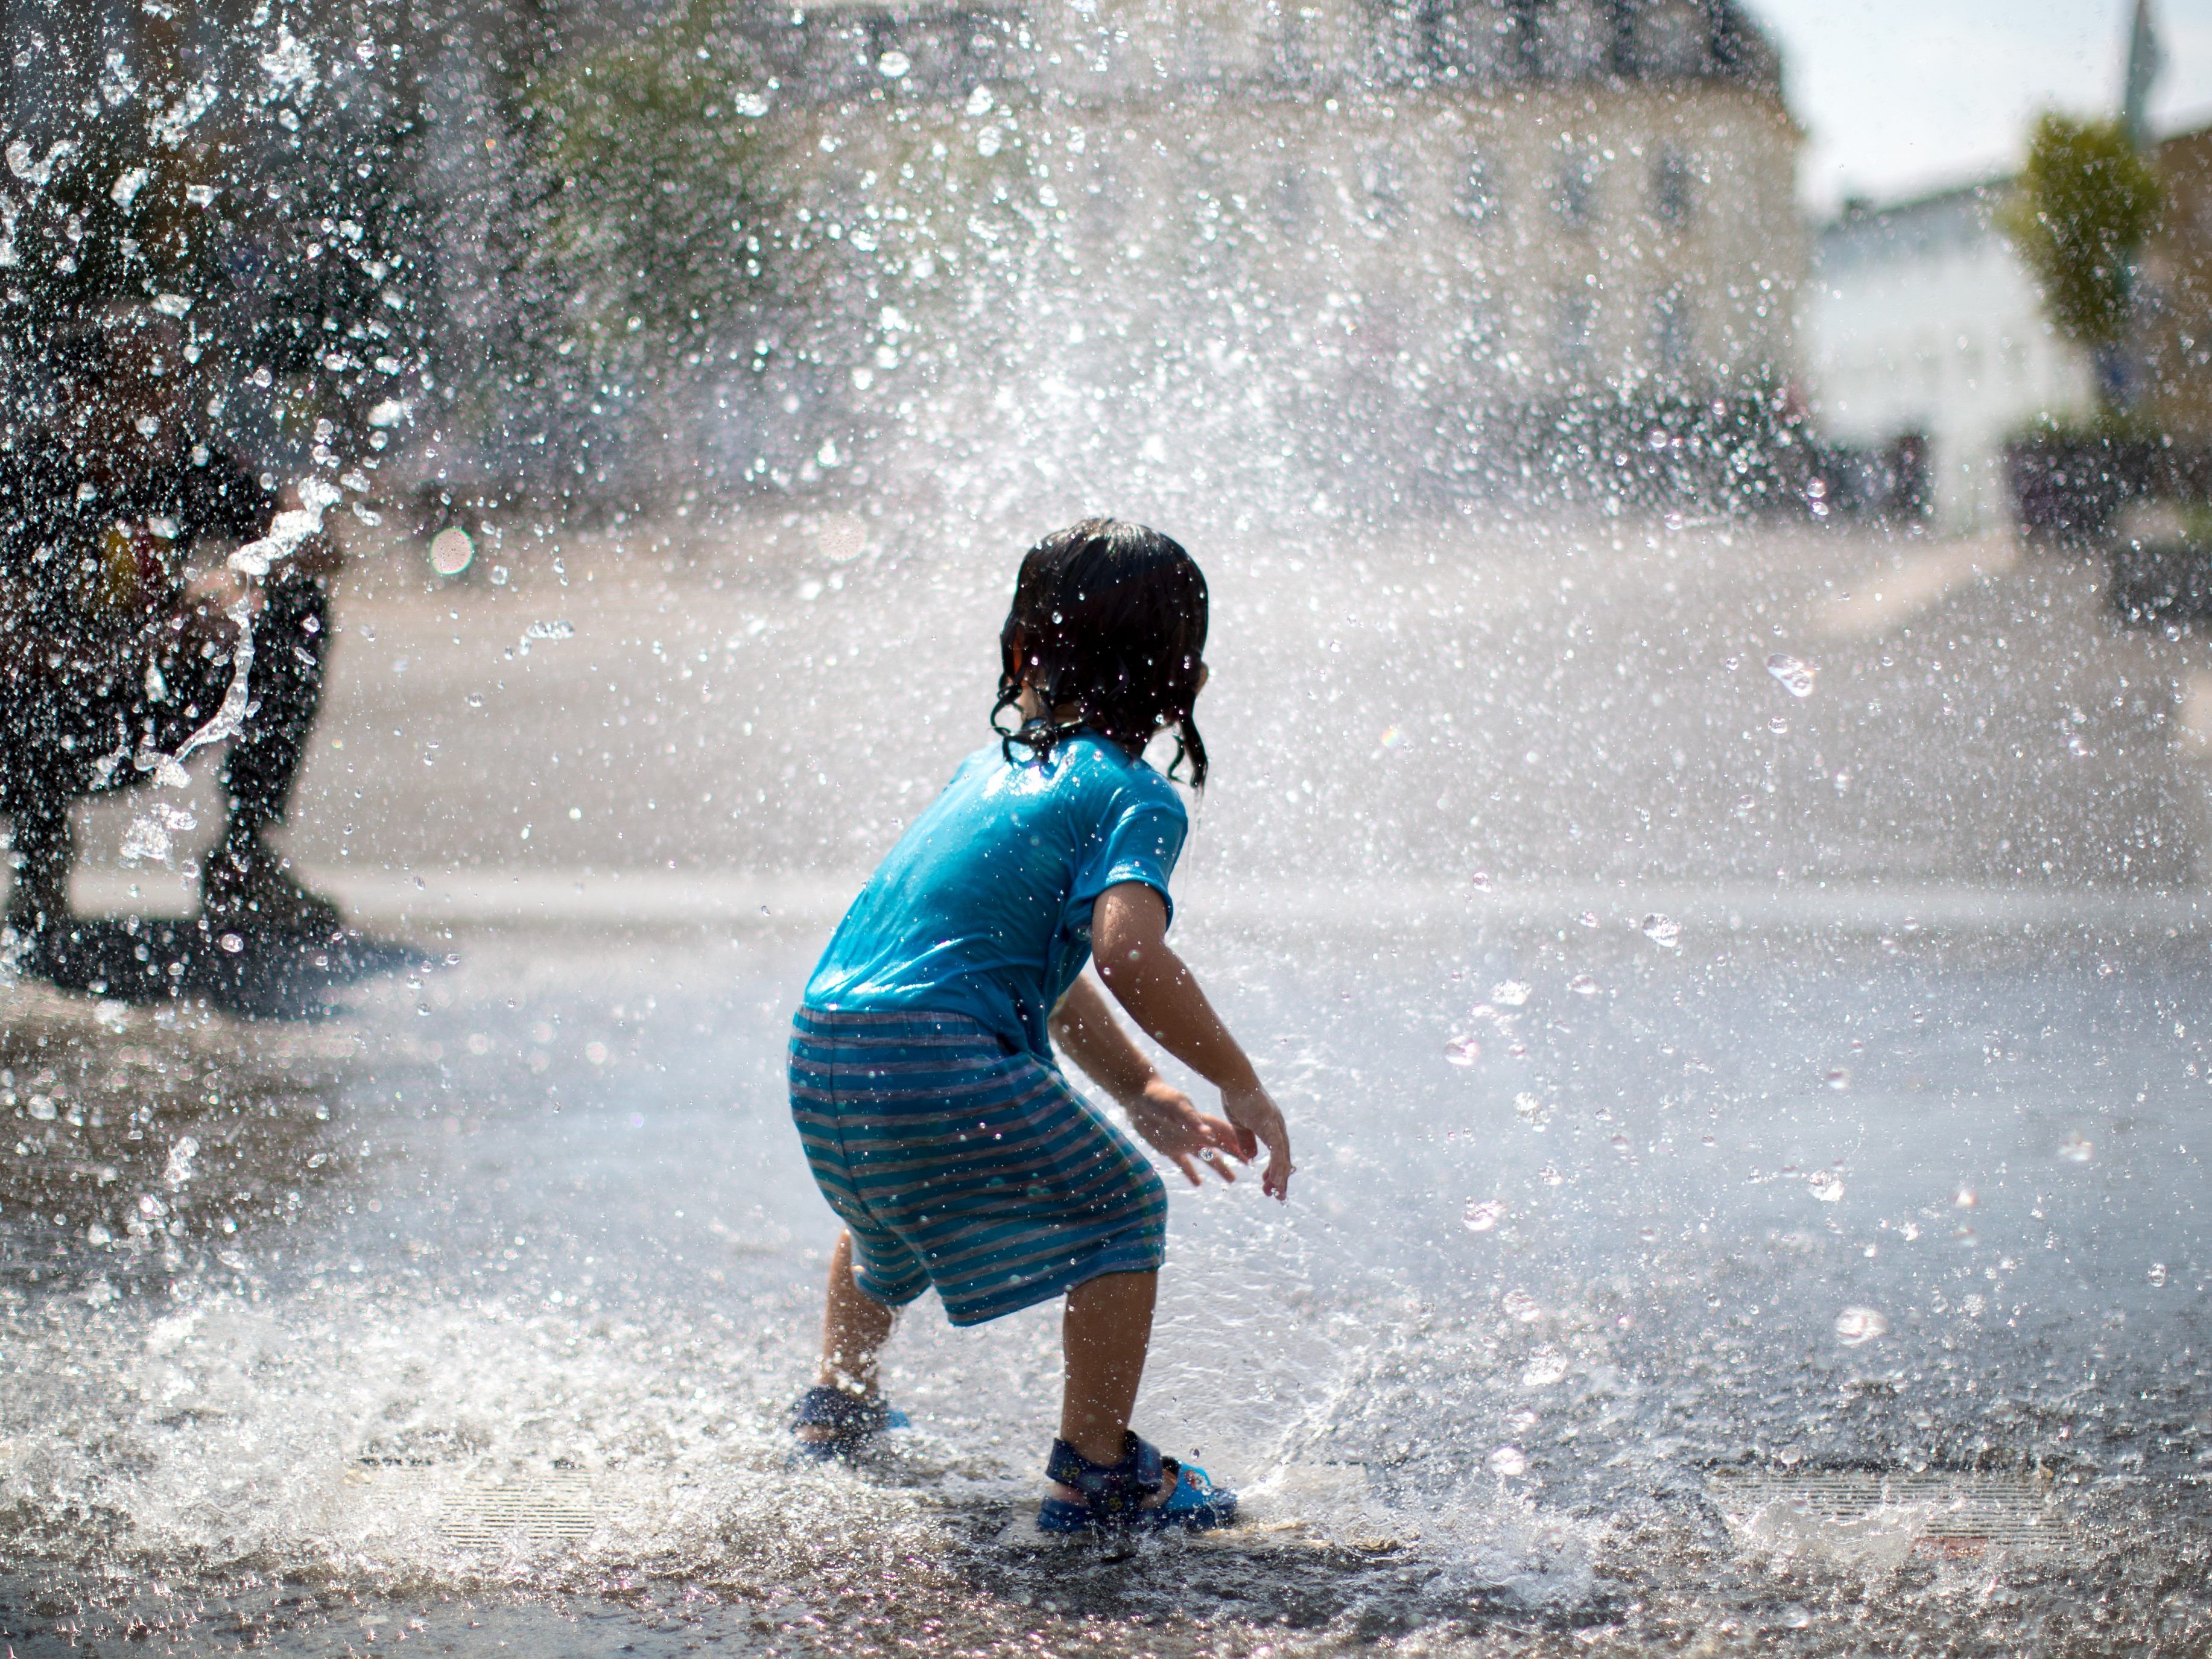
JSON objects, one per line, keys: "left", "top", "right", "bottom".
{"left": 1808, "top": 121, "right": 2212, "bottom": 536}
{"left": 715, "top": 0, "right": 1807, "bottom": 510}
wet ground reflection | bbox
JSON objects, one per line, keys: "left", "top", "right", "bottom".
{"left": 0, "top": 922, "right": 2204, "bottom": 1655}
{"left": 0, "top": 984, "right": 361, "bottom": 1294}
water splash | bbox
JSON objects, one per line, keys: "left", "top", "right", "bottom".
{"left": 1834, "top": 1305, "right": 1889, "bottom": 1347}
{"left": 1765, "top": 653, "right": 1817, "bottom": 698}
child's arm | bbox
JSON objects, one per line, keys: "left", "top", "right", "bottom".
{"left": 1089, "top": 882, "right": 1295, "bottom": 1201}
{"left": 1050, "top": 974, "right": 1254, "bottom": 1188}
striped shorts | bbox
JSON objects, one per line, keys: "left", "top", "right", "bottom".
{"left": 789, "top": 1006, "right": 1169, "bottom": 1327}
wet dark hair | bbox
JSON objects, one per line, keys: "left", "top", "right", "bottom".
{"left": 992, "top": 518, "right": 1209, "bottom": 788}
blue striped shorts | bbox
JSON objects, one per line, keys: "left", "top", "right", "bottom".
{"left": 789, "top": 1006, "right": 1169, "bottom": 1326}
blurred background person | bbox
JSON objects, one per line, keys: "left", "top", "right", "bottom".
{"left": 0, "top": 304, "right": 345, "bottom": 974}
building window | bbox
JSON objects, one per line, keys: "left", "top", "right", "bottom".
{"left": 1555, "top": 291, "right": 1596, "bottom": 370}
{"left": 1652, "top": 288, "right": 1693, "bottom": 371}
{"left": 1363, "top": 148, "right": 1406, "bottom": 223}
{"left": 1556, "top": 145, "right": 1598, "bottom": 230}
{"left": 1271, "top": 163, "right": 1308, "bottom": 234}
{"left": 1639, "top": 1, "right": 1708, "bottom": 74}
{"left": 1653, "top": 148, "right": 1694, "bottom": 227}
{"left": 1457, "top": 153, "right": 1500, "bottom": 225}
{"left": 1468, "top": 289, "right": 1502, "bottom": 360}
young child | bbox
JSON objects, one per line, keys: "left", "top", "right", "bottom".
{"left": 786, "top": 518, "right": 1294, "bottom": 1533}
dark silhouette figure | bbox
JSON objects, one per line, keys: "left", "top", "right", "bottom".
{"left": 1, "top": 312, "right": 344, "bottom": 978}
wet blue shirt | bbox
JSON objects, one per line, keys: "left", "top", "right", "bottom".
{"left": 803, "top": 734, "right": 1188, "bottom": 1058}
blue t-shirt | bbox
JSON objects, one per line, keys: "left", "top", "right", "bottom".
{"left": 803, "top": 734, "right": 1188, "bottom": 1058}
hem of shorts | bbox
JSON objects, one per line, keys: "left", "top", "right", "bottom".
{"left": 939, "top": 1236, "right": 1168, "bottom": 1328}
{"left": 848, "top": 1269, "right": 931, "bottom": 1310}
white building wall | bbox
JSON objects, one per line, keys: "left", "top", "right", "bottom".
{"left": 1808, "top": 188, "right": 2095, "bottom": 533}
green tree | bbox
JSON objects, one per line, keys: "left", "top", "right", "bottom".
{"left": 525, "top": 10, "right": 786, "bottom": 364}
{"left": 2003, "top": 114, "right": 2162, "bottom": 356}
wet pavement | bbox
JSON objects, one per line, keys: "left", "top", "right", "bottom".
{"left": 2, "top": 515, "right": 2210, "bottom": 1654}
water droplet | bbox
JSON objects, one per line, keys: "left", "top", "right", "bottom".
{"left": 1567, "top": 974, "right": 1599, "bottom": 996}
{"left": 585, "top": 1041, "right": 610, "bottom": 1065}
{"left": 1640, "top": 913, "right": 1681, "bottom": 950}
{"left": 1513, "top": 1093, "right": 1551, "bottom": 1128}
{"left": 162, "top": 1136, "right": 199, "bottom": 1188}
{"left": 2058, "top": 1131, "right": 2093, "bottom": 1163}
{"left": 1825, "top": 1067, "right": 1851, "bottom": 1091}
{"left": 976, "top": 127, "right": 1003, "bottom": 157}
{"left": 1488, "top": 1445, "right": 1527, "bottom": 1477}
{"left": 876, "top": 48, "right": 911, "bottom": 78}
{"left": 1765, "top": 653, "right": 1816, "bottom": 698}
{"left": 734, "top": 91, "right": 771, "bottom": 119}
{"left": 27, "top": 1096, "right": 57, "bottom": 1122}
{"left": 1491, "top": 980, "right": 1529, "bottom": 1006}
{"left": 1834, "top": 1305, "right": 1889, "bottom": 1347}
{"left": 1610, "top": 1133, "right": 1632, "bottom": 1155}
{"left": 86, "top": 1222, "right": 112, "bottom": 1246}
{"left": 1807, "top": 1169, "right": 1845, "bottom": 1203}
{"left": 1766, "top": 714, "right": 1790, "bottom": 735}
{"left": 306, "top": 1152, "right": 328, "bottom": 1169}
{"left": 965, "top": 86, "right": 994, "bottom": 117}
{"left": 1576, "top": 910, "right": 1600, "bottom": 928}
{"left": 219, "top": 931, "right": 245, "bottom": 954}
{"left": 1444, "top": 1034, "right": 1482, "bottom": 1068}
{"left": 523, "top": 619, "right": 574, "bottom": 643}
{"left": 428, "top": 527, "right": 474, "bottom": 577}
{"left": 2149, "top": 1262, "right": 2169, "bottom": 1287}
{"left": 1521, "top": 1351, "right": 1568, "bottom": 1387}
{"left": 1463, "top": 1201, "right": 1505, "bottom": 1232}
{"left": 1469, "top": 870, "right": 1494, "bottom": 892}
{"left": 1954, "top": 1187, "right": 1977, "bottom": 1209}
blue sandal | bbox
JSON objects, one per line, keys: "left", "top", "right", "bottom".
{"left": 1036, "top": 1431, "right": 1238, "bottom": 1534}
{"left": 788, "top": 1385, "right": 910, "bottom": 1461}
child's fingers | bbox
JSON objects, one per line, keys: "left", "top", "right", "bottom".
{"left": 1200, "top": 1115, "right": 1255, "bottom": 1161}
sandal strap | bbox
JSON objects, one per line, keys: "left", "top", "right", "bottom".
{"left": 1045, "top": 1432, "right": 1165, "bottom": 1520}
{"left": 790, "top": 1385, "right": 893, "bottom": 1437}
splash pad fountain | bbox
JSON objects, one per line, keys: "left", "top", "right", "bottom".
{"left": 1, "top": 1, "right": 2209, "bottom": 1654}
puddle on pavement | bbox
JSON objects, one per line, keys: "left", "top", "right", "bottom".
{"left": 1, "top": 928, "right": 2207, "bottom": 1656}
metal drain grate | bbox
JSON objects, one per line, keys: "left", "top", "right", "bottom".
{"left": 1706, "top": 1469, "right": 2067, "bottom": 1556}
{"left": 349, "top": 1458, "right": 595, "bottom": 1548}
{"left": 439, "top": 1470, "right": 596, "bottom": 1546}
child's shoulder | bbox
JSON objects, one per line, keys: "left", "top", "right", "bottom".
{"left": 966, "top": 736, "right": 1182, "bottom": 818}
{"left": 1056, "top": 735, "right": 1185, "bottom": 817}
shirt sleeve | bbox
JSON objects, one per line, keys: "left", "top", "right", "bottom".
{"left": 1072, "top": 790, "right": 1188, "bottom": 929}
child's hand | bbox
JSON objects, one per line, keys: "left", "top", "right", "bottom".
{"left": 1123, "top": 1077, "right": 1257, "bottom": 1187}
{"left": 1220, "top": 1080, "right": 1294, "bottom": 1202}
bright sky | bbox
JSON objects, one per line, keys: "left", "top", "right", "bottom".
{"left": 1753, "top": 0, "right": 2212, "bottom": 217}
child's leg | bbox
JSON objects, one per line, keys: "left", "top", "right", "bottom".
{"left": 1058, "top": 1269, "right": 1158, "bottom": 1467}
{"left": 816, "top": 1228, "right": 897, "bottom": 1395}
